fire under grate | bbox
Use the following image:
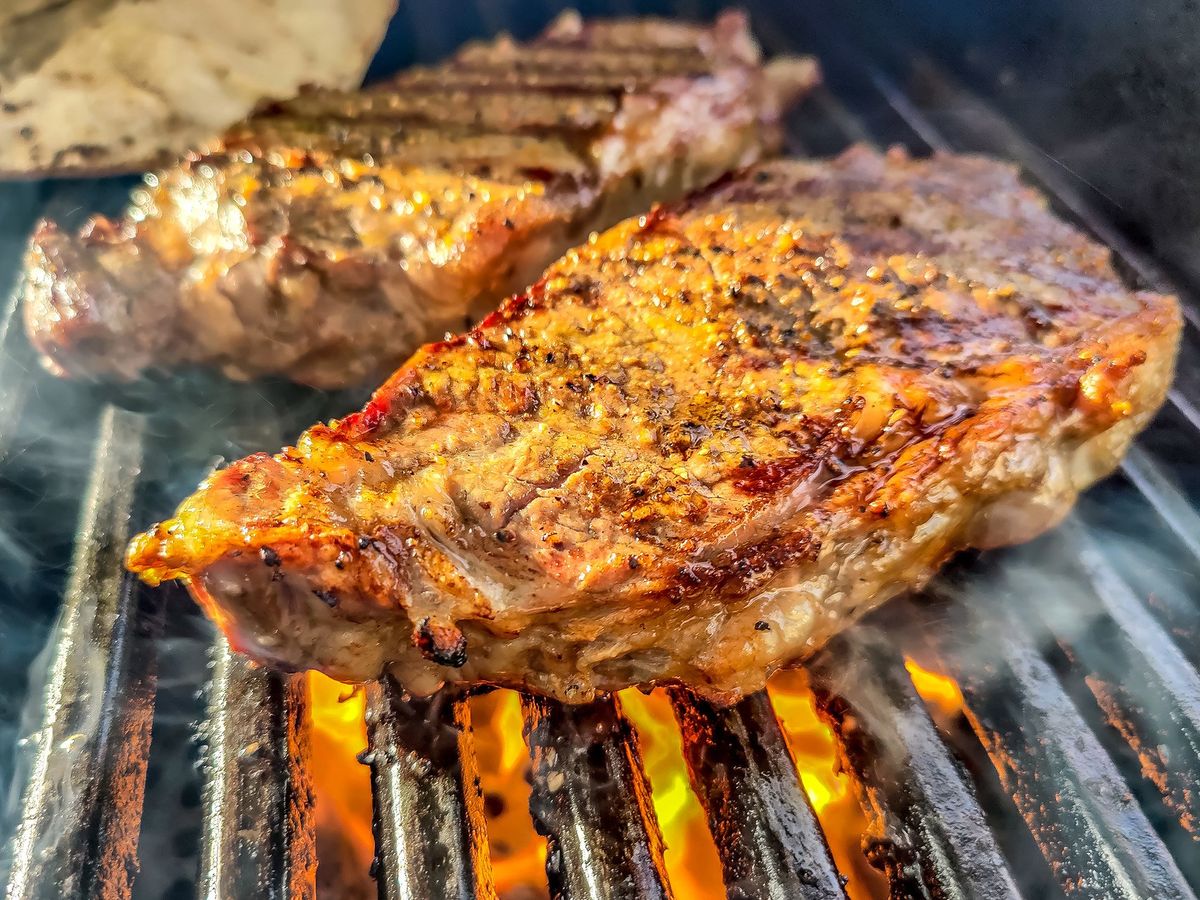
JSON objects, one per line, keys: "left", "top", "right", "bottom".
{"left": 3, "top": 3, "right": 1200, "bottom": 899}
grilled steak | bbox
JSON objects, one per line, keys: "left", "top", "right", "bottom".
{"left": 127, "top": 147, "right": 1180, "bottom": 702}
{"left": 23, "top": 11, "right": 816, "bottom": 388}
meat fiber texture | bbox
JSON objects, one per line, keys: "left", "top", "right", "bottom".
{"left": 22, "top": 10, "right": 817, "bottom": 388}
{"left": 128, "top": 147, "right": 1180, "bottom": 703}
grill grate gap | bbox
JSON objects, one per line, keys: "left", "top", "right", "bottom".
{"left": 1075, "top": 481, "right": 1200, "bottom": 671}
{"left": 130, "top": 606, "right": 212, "bottom": 900}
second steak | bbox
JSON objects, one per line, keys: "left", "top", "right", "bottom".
{"left": 23, "top": 11, "right": 815, "bottom": 388}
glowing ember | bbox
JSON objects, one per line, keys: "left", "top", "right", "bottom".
{"left": 768, "top": 669, "right": 889, "bottom": 900}
{"left": 307, "top": 672, "right": 372, "bottom": 881}
{"left": 904, "top": 657, "right": 966, "bottom": 721}
{"left": 470, "top": 690, "right": 548, "bottom": 899}
{"left": 618, "top": 689, "right": 724, "bottom": 899}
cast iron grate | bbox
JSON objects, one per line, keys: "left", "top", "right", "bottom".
{"left": 2, "top": 3, "right": 1199, "bottom": 899}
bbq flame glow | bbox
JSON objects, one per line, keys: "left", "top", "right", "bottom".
{"left": 768, "top": 670, "right": 889, "bottom": 899}
{"left": 618, "top": 689, "right": 724, "bottom": 899}
{"left": 307, "top": 672, "right": 373, "bottom": 888}
{"left": 904, "top": 656, "right": 966, "bottom": 720}
{"left": 306, "top": 674, "right": 893, "bottom": 898}
{"left": 470, "top": 690, "right": 548, "bottom": 896}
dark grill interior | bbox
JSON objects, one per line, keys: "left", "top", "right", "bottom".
{"left": 2, "top": 3, "right": 1200, "bottom": 899}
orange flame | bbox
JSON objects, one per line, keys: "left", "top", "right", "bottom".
{"left": 768, "top": 670, "right": 889, "bottom": 900}
{"left": 904, "top": 657, "right": 965, "bottom": 721}
{"left": 307, "top": 672, "right": 373, "bottom": 887}
{"left": 470, "top": 690, "right": 549, "bottom": 899}
{"left": 618, "top": 689, "right": 724, "bottom": 899}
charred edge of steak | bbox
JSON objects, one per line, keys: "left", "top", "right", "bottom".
{"left": 413, "top": 617, "right": 469, "bottom": 668}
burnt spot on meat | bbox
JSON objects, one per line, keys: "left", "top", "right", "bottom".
{"left": 654, "top": 530, "right": 821, "bottom": 605}
{"left": 260, "top": 547, "right": 281, "bottom": 567}
{"left": 754, "top": 620, "right": 771, "bottom": 631}
{"left": 357, "top": 536, "right": 372, "bottom": 550}
{"left": 314, "top": 589, "right": 338, "bottom": 608}
{"left": 520, "top": 166, "right": 557, "bottom": 183}
{"left": 733, "top": 457, "right": 822, "bottom": 496}
{"left": 413, "top": 618, "right": 468, "bottom": 668}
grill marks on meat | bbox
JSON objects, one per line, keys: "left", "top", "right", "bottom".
{"left": 22, "top": 11, "right": 817, "bottom": 388}
{"left": 126, "top": 147, "right": 1181, "bottom": 702}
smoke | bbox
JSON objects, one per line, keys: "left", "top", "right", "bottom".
{"left": 1, "top": 263, "right": 368, "bottom": 889}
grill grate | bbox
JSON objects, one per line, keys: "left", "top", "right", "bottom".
{"left": 809, "top": 634, "right": 1022, "bottom": 900}
{"left": 365, "top": 683, "right": 489, "bottom": 900}
{"left": 669, "top": 689, "right": 845, "bottom": 900}
{"left": 199, "top": 640, "right": 314, "bottom": 900}
{"left": 3, "top": 3, "right": 1200, "bottom": 899}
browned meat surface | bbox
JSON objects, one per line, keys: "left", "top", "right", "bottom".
{"left": 22, "top": 11, "right": 816, "bottom": 388}
{"left": 127, "top": 147, "right": 1180, "bottom": 702}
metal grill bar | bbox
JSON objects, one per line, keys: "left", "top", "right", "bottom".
{"left": 198, "top": 640, "right": 315, "bottom": 900}
{"left": 522, "top": 695, "right": 673, "bottom": 900}
{"left": 808, "top": 634, "right": 1022, "bottom": 900}
{"left": 365, "top": 682, "right": 495, "bottom": 900}
{"left": 921, "top": 583, "right": 1195, "bottom": 900}
{"left": 669, "top": 688, "right": 847, "bottom": 900}
{"left": 0, "top": 291, "right": 30, "bottom": 467}
{"left": 1022, "top": 522, "right": 1200, "bottom": 843}
{"left": 6, "top": 408, "right": 159, "bottom": 900}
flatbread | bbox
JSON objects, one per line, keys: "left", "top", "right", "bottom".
{"left": 0, "top": 0, "right": 397, "bottom": 176}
